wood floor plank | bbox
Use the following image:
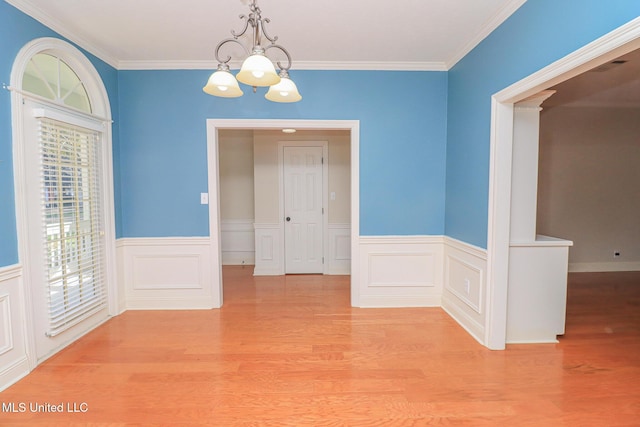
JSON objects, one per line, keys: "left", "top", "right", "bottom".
{"left": 1, "top": 267, "right": 638, "bottom": 426}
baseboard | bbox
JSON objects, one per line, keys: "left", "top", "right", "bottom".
{"left": 252, "top": 266, "right": 284, "bottom": 276}
{"left": 441, "top": 294, "right": 485, "bottom": 345}
{"left": 0, "top": 356, "right": 30, "bottom": 392}
{"left": 359, "top": 294, "right": 442, "bottom": 308}
{"left": 569, "top": 261, "right": 640, "bottom": 273}
{"left": 125, "top": 297, "right": 216, "bottom": 310}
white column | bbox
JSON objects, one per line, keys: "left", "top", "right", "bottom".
{"left": 509, "top": 90, "right": 555, "bottom": 243}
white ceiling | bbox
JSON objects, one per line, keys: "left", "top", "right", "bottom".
{"left": 6, "top": 0, "right": 526, "bottom": 70}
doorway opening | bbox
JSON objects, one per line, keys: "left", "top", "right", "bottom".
{"left": 206, "top": 119, "right": 361, "bottom": 308}
{"left": 485, "top": 18, "right": 640, "bottom": 349}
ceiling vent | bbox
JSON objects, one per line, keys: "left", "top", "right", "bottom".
{"left": 589, "top": 59, "right": 628, "bottom": 72}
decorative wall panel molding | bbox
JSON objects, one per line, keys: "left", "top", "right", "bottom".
{"left": 253, "top": 223, "right": 284, "bottom": 276}
{"left": 0, "top": 265, "right": 30, "bottom": 392}
{"left": 358, "top": 236, "right": 443, "bottom": 307}
{"left": 0, "top": 294, "right": 14, "bottom": 356}
{"left": 220, "top": 220, "right": 255, "bottom": 266}
{"left": 441, "top": 237, "right": 487, "bottom": 344}
{"left": 328, "top": 223, "right": 351, "bottom": 275}
{"left": 117, "top": 238, "right": 214, "bottom": 309}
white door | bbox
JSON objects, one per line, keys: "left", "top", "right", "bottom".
{"left": 284, "top": 146, "right": 324, "bottom": 274}
{"left": 22, "top": 100, "right": 110, "bottom": 361}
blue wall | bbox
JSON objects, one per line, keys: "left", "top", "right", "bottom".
{"left": 445, "top": 0, "right": 640, "bottom": 248}
{"left": 117, "top": 69, "right": 448, "bottom": 237}
{"left": 0, "top": 2, "right": 119, "bottom": 268}
{"left": 1, "top": 0, "right": 639, "bottom": 268}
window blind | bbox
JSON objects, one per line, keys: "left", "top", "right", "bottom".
{"left": 38, "top": 118, "right": 107, "bottom": 337}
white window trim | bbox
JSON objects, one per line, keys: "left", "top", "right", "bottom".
{"left": 10, "top": 37, "right": 119, "bottom": 368}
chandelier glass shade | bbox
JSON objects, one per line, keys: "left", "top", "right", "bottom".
{"left": 265, "top": 71, "right": 302, "bottom": 103}
{"left": 203, "top": 0, "right": 302, "bottom": 103}
{"left": 203, "top": 64, "right": 244, "bottom": 97}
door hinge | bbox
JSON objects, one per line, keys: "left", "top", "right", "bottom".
{"left": 322, "top": 257, "right": 325, "bottom": 264}
{"left": 321, "top": 157, "right": 324, "bottom": 164}
{"left": 322, "top": 207, "right": 324, "bottom": 214}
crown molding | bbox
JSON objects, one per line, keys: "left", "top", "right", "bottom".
{"left": 291, "top": 61, "right": 448, "bottom": 72}
{"left": 445, "top": 0, "right": 527, "bottom": 69}
{"left": 118, "top": 60, "right": 219, "bottom": 71}
{"left": 5, "top": 0, "right": 120, "bottom": 69}
{"left": 118, "top": 59, "right": 448, "bottom": 72}
{"left": 7, "top": 0, "right": 522, "bottom": 72}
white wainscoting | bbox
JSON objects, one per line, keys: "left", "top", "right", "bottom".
{"left": 254, "top": 223, "right": 351, "bottom": 276}
{"left": 220, "top": 220, "right": 255, "bottom": 266}
{"left": 253, "top": 223, "right": 284, "bottom": 276}
{"left": 357, "top": 236, "right": 443, "bottom": 307}
{"left": 328, "top": 223, "right": 351, "bottom": 275}
{"left": 441, "top": 237, "right": 488, "bottom": 345}
{"left": 0, "top": 265, "right": 30, "bottom": 392}
{"left": 117, "top": 238, "right": 214, "bottom": 310}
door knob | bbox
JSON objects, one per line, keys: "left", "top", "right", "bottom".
{"left": 286, "top": 217, "right": 291, "bottom": 222}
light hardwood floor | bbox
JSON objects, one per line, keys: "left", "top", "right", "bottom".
{"left": 1, "top": 267, "right": 638, "bottom": 426}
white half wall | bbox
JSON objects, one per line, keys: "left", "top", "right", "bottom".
{"left": 0, "top": 265, "right": 30, "bottom": 392}
{"left": 117, "top": 238, "right": 215, "bottom": 309}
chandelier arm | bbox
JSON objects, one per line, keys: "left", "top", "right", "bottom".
{"left": 264, "top": 44, "right": 292, "bottom": 71}
{"left": 230, "top": 14, "right": 250, "bottom": 39}
{"left": 215, "top": 38, "right": 249, "bottom": 64}
{"left": 261, "top": 18, "right": 279, "bottom": 44}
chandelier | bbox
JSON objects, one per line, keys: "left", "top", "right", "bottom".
{"left": 203, "top": 0, "right": 302, "bottom": 103}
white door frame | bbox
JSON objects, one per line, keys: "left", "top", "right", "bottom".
{"left": 485, "top": 18, "right": 640, "bottom": 349}
{"left": 206, "top": 119, "right": 360, "bottom": 307}
{"left": 279, "top": 141, "right": 329, "bottom": 274}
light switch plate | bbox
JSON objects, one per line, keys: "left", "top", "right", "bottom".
{"left": 200, "top": 193, "right": 209, "bottom": 204}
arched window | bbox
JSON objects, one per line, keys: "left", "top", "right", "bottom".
{"left": 22, "top": 52, "right": 91, "bottom": 112}
{"left": 11, "top": 38, "right": 116, "bottom": 363}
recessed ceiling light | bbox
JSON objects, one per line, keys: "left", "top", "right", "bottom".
{"left": 282, "top": 128, "right": 296, "bottom": 133}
